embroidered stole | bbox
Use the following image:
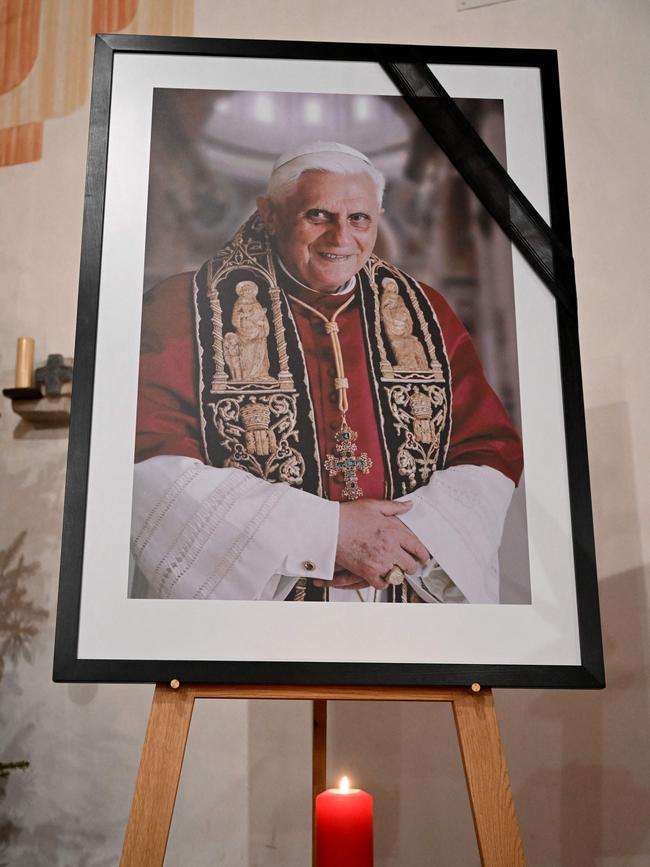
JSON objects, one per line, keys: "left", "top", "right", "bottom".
{"left": 193, "top": 213, "right": 452, "bottom": 499}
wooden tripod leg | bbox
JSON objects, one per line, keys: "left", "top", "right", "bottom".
{"left": 452, "top": 689, "right": 525, "bottom": 867}
{"left": 120, "top": 684, "right": 195, "bottom": 867}
{"left": 312, "top": 699, "right": 327, "bottom": 867}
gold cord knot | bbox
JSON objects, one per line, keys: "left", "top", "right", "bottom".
{"left": 324, "top": 321, "right": 339, "bottom": 334}
{"left": 334, "top": 377, "right": 349, "bottom": 390}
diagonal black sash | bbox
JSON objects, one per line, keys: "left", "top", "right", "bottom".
{"left": 382, "top": 60, "right": 577, "bottom": 319}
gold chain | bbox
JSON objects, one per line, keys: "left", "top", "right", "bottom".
{"left": 288, "top": 287, "right": 372, "bottom": 502}
{"left": 287, "top": 291, "right": 355, "bottom": 419}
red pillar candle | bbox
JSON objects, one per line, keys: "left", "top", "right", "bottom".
{"left": 315, "top": 776, "right": 373, "bottom": 867}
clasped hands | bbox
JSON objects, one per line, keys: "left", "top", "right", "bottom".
{"left": 313, "top": 499, "right": 430, "bottom": 593}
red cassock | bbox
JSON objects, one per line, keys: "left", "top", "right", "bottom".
{"left": 135, "top": 273, "right": 523, "bottom": 498}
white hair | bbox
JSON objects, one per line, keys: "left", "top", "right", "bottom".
{"left": 266, "top": 142, "right": 385, "bottom": 206}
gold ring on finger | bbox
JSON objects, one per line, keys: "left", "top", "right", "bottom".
{"left": 384, "top": 565, "right": 405, "bottom": 586}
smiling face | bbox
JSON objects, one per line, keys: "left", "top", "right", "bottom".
{"left": 257, "top": 170, "right": 382, "bottom": 294}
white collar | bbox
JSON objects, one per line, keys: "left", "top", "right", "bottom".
{"left": 278, "top": 258, "right": 356, "bottom": 296}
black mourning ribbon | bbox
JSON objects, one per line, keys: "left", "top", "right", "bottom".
{"left": 382, "top": 61, "right": 577, "bottom": 319}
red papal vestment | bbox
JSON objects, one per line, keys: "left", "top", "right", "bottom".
{"left": 135, "top": 273, "right": 523, "bottom": 490}
{"left": 131, "top": 270, "right": 523, "bottom": 603}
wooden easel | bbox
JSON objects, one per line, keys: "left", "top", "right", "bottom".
{"left": 119, "top": 684, "right": 525, "bottom": 866}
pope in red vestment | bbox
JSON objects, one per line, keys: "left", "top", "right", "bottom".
{"left": 136, "top": 271, "right": 522, "bottom": 496}
{"left": 131, "top": 141, "right": 523, "bottom": 603}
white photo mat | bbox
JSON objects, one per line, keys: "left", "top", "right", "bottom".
{"left": 77, "top": 54, "right": 580, "bottom": 665}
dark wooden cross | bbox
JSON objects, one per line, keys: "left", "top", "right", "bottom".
{"left": 35, "top": 354, "right": 73, "bottom": 396}
{"left": 324, "top": 421, "right": 372, "bottom": 501}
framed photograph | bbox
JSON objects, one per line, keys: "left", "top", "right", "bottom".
{"left": 53, "top": 35, "right": 604, "bottom": 688}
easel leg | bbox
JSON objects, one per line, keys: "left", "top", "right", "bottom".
{"left": 312, "top": 699, "right": 327, "bottom": 867}
{"left": 120, "top": 684, "right": 195, "bottom": 867}
{"left": 453, "top": 689, "right": 525, "bottom": 867}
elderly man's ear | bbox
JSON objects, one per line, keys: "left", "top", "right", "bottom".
{"left": 257, "top": 196, "right": 277, "bottom": 236}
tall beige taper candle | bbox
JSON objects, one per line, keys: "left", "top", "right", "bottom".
{"left": 15, "top": 337, "right": 35, "bottom": 388}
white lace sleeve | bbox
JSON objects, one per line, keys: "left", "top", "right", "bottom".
{"left": 397, "top": 465, "right": 514, "bottom": 603}
{"left": 130, "top": 456, "right": 339, "bottom": 600}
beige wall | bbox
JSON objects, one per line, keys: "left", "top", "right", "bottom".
{"left": 1, "top": 0, "right": 648, "bottom": 864}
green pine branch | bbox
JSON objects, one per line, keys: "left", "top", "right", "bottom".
{"left": 0, "top": 532, "right": 47, "bottom": 666}
{"left": 0, "top": 532, "right": 45, "bottom": 796}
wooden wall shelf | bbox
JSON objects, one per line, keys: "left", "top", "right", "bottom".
{"left": 3, "top": 391, "right": 71, "bottom": 427}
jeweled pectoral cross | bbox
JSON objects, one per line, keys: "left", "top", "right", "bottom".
{"left": 324, "top": 420, "right": 372, "bottom": 501}
{"left": 287, "top": 291, "right": 371, "bottom": 500}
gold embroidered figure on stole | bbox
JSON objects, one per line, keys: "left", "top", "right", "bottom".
{"left": 212, "top": 394, "right": 304, "bottom": 483}
{"left": 240, "top": 401, "right": 277, "bottom": 455}
{"left": 380, "top": 277, "right": 429, "bottom": 371}
{"left": 409, "top": 390, "right": 440, "bottom": 445}
{"left": 206, "top": 221, "right": 295, "bottom": 394}
{"left": 223, "top": 281, "right": 273, "bottom": 382}
{"left": 388, "top": 384, "right": 448, "bottom": 491}
{"left": 202, "top": 220, "right": 303, "bottom": 479}
{"left": 363, "top": 259, "right": 451, "bottom": 494}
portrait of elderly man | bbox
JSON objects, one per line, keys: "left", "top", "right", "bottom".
{"left": 131, "top": 141, "right": 523, "bottom": 604}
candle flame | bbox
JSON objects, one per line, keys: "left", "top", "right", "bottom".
{"left": 339, "top": 776, "right": 350, "bottom": 793}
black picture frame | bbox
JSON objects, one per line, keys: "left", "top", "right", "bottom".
{"left": 53, "top": 34, "right": 604, "bottom": 689}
